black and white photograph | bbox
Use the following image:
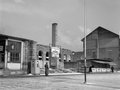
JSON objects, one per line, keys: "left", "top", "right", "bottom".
{"left": 0, "top": 0, "right": 120, "bottom": 90}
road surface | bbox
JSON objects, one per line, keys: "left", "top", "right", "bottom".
{"left": 0, "top": 73, "right": 120, "bottom": 90}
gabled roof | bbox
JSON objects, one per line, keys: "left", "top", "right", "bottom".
{"left": 0, "top": 34, "right": 36, "bottom": 42}
{"left": 81, "top": 26, "right": 119, "bottom": 41}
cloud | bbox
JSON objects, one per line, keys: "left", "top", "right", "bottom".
{"left": 57, "top": 30, "right": 71, "bottom": 45}
{"left": 119, "top": 31, "right": 120, "bottom": 36}
{"left": 78, "top": 26, "right": 92, "bottom": 35}
{"left": 0, "top": 3, "right": 25, "bottom": 13}
{"left": 0, "top": 2, "right": 56, "bottom": 19}
{"left": 14, "top": 0, "right": 24, "bottom": 4}
{"left": 45, "top": 24, "right": 52, "bottom": 29}
{"left": 72, "top": 37, "right": 83, "bottom": 51}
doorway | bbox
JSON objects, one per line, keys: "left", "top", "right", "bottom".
{"left": 0, "top": 40, "right": 5, "bottom": 69}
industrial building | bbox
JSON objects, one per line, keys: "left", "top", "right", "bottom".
{"left": 0, "top": 34, "right": 74, "bottom": 75}
{"left": 0, "top": 26, "right": 120, "bottom": 75}
{"left": 36, "top": 44, "right": 73, "bottom": 69}
{"left": 82, "top": 26, "right": 120, "bottom": 71}
{"left": 0, "top": 23, "right": 75, "bottom": 75}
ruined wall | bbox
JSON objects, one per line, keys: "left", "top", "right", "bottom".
{"left": 36, "top": 44, "right": 74, "bottom": 69}
{"left": 22, "top": 41, "right": 37, "bottom": 74}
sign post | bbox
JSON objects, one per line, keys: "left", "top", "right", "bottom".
{"left": 51, "top": 47, "right": 60, "bottom": 58}
{"left": 50, "top": 46, "right": 60, "bottom": 68}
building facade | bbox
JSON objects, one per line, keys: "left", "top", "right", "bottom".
{"left": 0, "top": 34, "right": 74, "bottom": 75}
{"left": 82, "top": 27, "right": 120, "bottom": 69}
{"left": 0, "top": 34, "right": 37, "bottom": 75}
{"left": 36, "top": 44, "right": 74, "bottom": 69}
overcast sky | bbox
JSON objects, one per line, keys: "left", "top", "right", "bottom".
{"left": 0, "top": 0, "right": 120, "bottom": 51}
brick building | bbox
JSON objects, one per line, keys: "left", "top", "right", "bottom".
{"left": 0, "top": 34, "right": 74, "bottom": 75}
{"left": 36, "top": 44, "right": 73, "bottom": 69}
{"left": 72, "top": 51, "right": 84, "bottom": 62}
{"left": 82, "top": 26, "right": 120, "bottom": 69}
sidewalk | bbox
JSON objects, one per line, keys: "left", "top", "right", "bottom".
{"left": 0, "top": 72, "right": 83, "bottom": 78}
{"left": 40, "top": 72, "right": 82, "bottom": 76}
{"left": 26, "top": 72, "right": 82, "bottom": 77}
{"left": 0, "top": 71, "right": 120, "bottom": 78}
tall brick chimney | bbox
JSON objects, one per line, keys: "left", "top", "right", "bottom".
{"left": 52, "top": 23, "right": 57, "bottom": 47}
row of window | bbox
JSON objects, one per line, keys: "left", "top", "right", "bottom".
{"left": 6, "top": 51, "right": 71, "bottom": 63}
{"left": 38, "top": 51, "right": 71, "bottom": 61}
{"left": 38, "top": 51, "right": 50, "bottom": 60}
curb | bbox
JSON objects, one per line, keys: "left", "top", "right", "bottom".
{"left": 0, "top": 72, "right": 120, "bottom": 78}
{"left": 40, "top": 73, "right": 83, "bottom": 76}
{"left": 0, "top": 73, "right": 83, "bottom": 78}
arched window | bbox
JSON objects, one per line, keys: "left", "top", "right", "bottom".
{"left": 46, "top": 52, "right": 49, "bottom": 61}
{"left": 64, "top": 54, "right": 67, "bottom": 62}
{"left": 68, "top": 55, "right": 71, "bottom": 62}
{"left": 38, "top": 51, "right": 43, "bottom": 60}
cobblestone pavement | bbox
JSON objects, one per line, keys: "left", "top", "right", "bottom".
{"left": 0, "top": 73, "right": 120, "bottom": 90}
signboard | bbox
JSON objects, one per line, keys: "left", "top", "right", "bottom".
{"left": 50, "top": 57, "right": 57, "bottom": 66}
{"left": 92, "top": 68, "right": 111, "bottom": 72}
{"left": 51, "top": 47, "right": 60, "bottom": 57}
{"left": 0, "top": 46, "right": 3, "bottom": 51}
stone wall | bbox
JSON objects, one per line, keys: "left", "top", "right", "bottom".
{"left": 36, "top": 44, "right": 74, "bottom": 69}
{"left": 22, "top": 40, "right": 37, "bottom": 74}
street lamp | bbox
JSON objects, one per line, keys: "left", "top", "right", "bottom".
{"left": 83, "top": 0, "right": 87, "bottom": 84}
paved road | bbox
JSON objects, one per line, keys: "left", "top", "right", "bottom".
{"left": 0, "top": 73, "right": 120, "bottom": 90}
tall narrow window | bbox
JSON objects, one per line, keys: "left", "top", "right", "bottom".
{"left": 7, "top": 40, "right": 21, "bottom": 63}
{"left": 38, "top": 51, "right": 43, "bottom": 60}
{"left": 67, "top": 55, "right": 71, "bottom": 62}
{"left": 46, "top": 52, "right": 49, "bottom": 61}
{"left": 64, "top": 54, "right": 67, "bottom": 62}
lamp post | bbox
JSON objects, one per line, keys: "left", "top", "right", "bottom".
{"left": 118, "top": 31, "right": 120, "bottom": 59}
{"left": 83, "top": 0, "right": 87, "bottom": 84}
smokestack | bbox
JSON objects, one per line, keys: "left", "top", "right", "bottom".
{"left": 52, "top": 23, "right": 57, "bottom": 47}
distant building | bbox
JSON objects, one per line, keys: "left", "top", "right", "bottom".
{"left": 72, "top": 51, "right": 84, "bottom": 61}
{"left": 82, "top": 26, "right": 120, "bottom": 69}
{"left": 63, "top": 51, "right": 84, "bottom": 72}
{"left": 37, "top": 44, "right": 73, "bottom": 69}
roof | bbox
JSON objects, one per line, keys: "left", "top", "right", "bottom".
{"left": 80, "top": 58, "right": 112, "bottom": 62}
{"left": 93, "top": 61, "right": 116, "bottom": 66}
{"left": 0, "top": 34, "right": 36, "bottom": 42}
{"left": 80, "top": 59, "right": 116, "bottom": 65}
{"left": 81, "top": 26, "right": 119, "bottom": 41}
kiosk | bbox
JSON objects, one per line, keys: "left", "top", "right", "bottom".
{"left": 31, "top": 60, "right": 40, "bottom": 75}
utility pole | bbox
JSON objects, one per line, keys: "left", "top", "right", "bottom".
{"left": 97, "top": 33, "right": 99, "bottom": 59}
{"left": 83, "top": 0, "right": 87, "bottom": 84}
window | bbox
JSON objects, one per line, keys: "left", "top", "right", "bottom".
{"left": 46, "top": 52, "right": 49, "bottom": 61}
{"left": 0, "top": 53, "right": 4, "bottom": 63}
{"left": 64, "top": 54, "right": 67, "bottom": 62}
{"left": 67, "top": 55, "right": 71, "bottom": 62}
{"left": 10, "top": 52, "right": 20, "bottom": 63}
{"left": 38, "top": 51, "right": 43, "bottom": 60}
